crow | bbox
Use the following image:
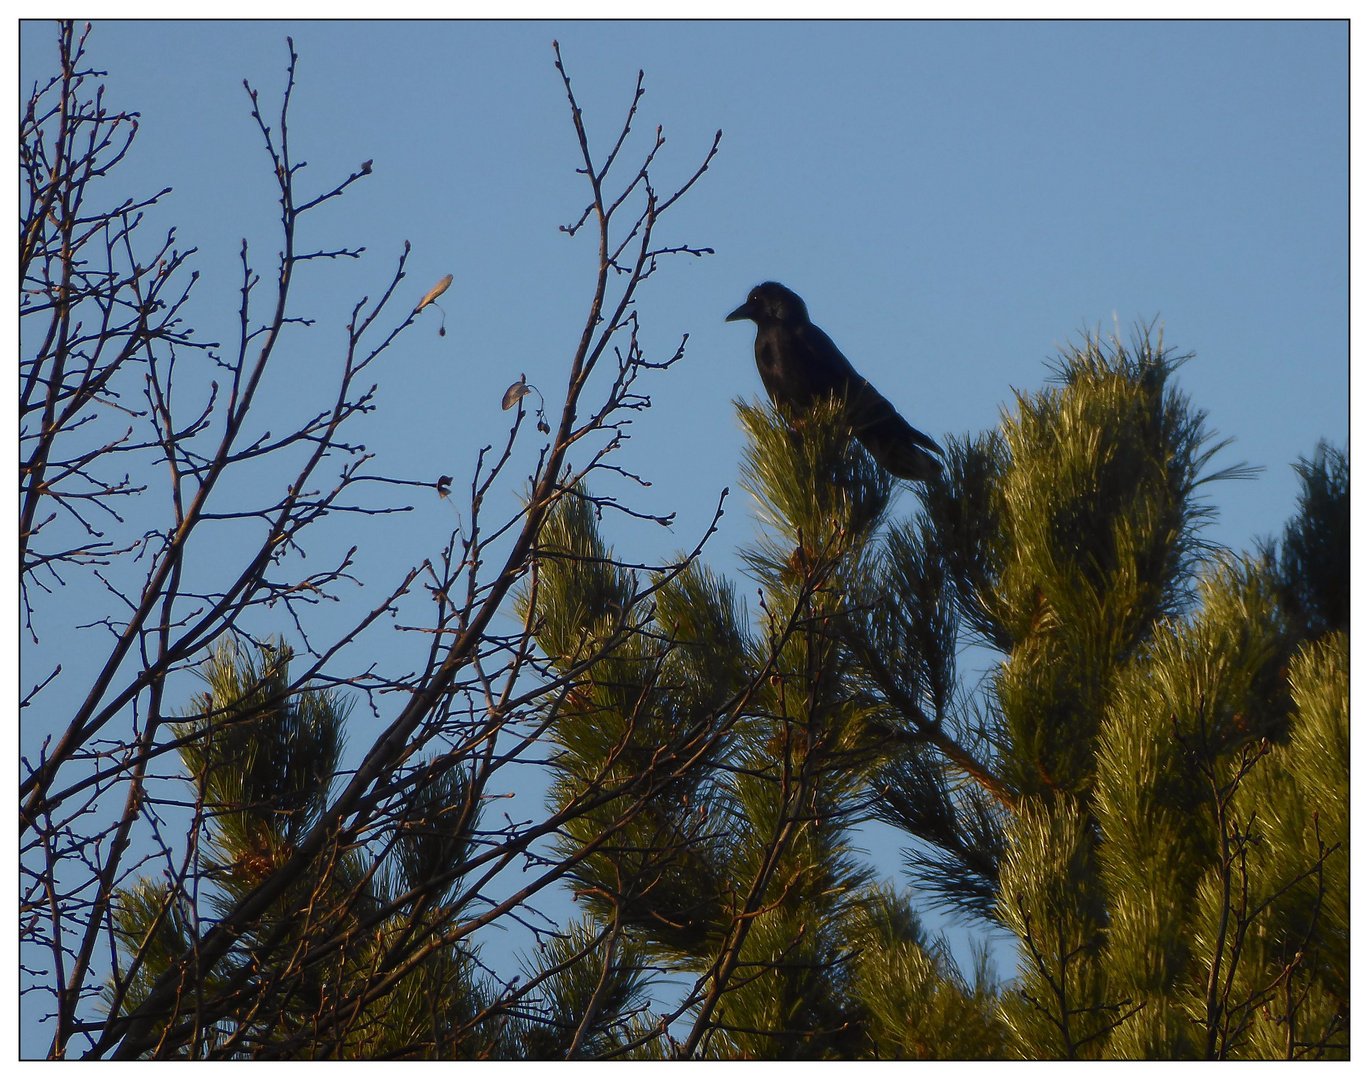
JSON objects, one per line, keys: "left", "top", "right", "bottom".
{"left": 726, "top": 281, "right": 943, "bottom": 482}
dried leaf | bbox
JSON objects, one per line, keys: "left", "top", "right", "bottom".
{"left": 502, "top": 381, "right": 530, "bottom": 411}
{"left": 414, "top": 273, "right": 454, "bottom": 314}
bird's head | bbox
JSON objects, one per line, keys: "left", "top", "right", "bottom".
{"left": 726, "top": 281, "right": 809, "bottom": 326}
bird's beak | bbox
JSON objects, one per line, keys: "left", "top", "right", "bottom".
{"left": 725, "top": 301, "right": 754, "bottom": 323}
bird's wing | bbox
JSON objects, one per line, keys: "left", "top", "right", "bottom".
{"left": 849, "top": 382, "right": 943, "bottom": 456}
{"left": 812, "top": 327, "right": 945, "bottom": 479}
{"left": 851, "top": 389, "right": 943, "bottom": 481}
{"left": 793, "top": 322, "right": 863, "bottom": 394}
{"left": 794, "top": 323, "right": 940, "bottom": 450}
{"left": 783, "top": 321, "right": 942, "bottom": 481}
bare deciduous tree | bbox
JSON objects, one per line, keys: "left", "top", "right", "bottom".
{"left": 19, "top": 22, "right": 757, "bottom": 1059}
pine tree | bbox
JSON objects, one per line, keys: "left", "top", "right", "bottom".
{"left": 109, "top": 332, "right": 1348, "bottom": 1060}
{"left": 520, "top": 326, "right": 1347, "bottom": 1060}
{"left": 519, "top": 397, "right": 1012, "bottom": 1058}
{"left": 106, "top": 640, "right": 498, "bottom": 1058}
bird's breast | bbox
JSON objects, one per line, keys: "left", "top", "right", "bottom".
{"left": 755, "top": 330, "right": 828, "bottom": 411}
{"left": 754, "top": 338, "right": 791, "bottom": 403}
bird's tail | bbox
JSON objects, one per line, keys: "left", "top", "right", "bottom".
{"left": 861, "top": 427, "right": 943, "bottom": 482}
{"left": 845, "top": 385, "right": 943, "bottom": 483}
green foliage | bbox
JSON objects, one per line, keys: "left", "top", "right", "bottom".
{"left": 106, "top": 640, "right": 497, "bottom": 1058}
{"left": 850, "top": 888, "right": 1009, "bottom": 1059}
{"left": 1275, "top": 441, "right": 1350, "bottom": 640}
{"left": 520, "top": 326, "right": 1346, "bottom": 1059}
{"left": 990, "top": 329, "right": 1245, "bottom": 798}
{"left": 176, "top": 640, "right": 346, "bottom": 893}
{"left": 106, "top": 324, "right": 1347, "bottom": 1060}
{"left": 704, "top": 880, "right": 868, "bottom": 1060}
{"left": 506, "top": 919, "right": 653, "bottom": 1059}
{"left": 1239, "top": 633, "right": 1350, "bottom": 1045}
{"left": 1085, "top": 556, "right": 1347, "bottom": 1059}
{"left": 106, "top": 880, "right": 211, "bottom": 1031}
{"left": 736, "top": 395, "right": 894, "bottom": 573}
{"left": 391, "top": 762, "right": 476, "bottom": 906}
{"left": 921, "top": 430, "right": 1013, "bottom": 650}
{"left": 522, "top": 406, "right": 949, "bottom": 1059}
{"left": 997, "top": 796, "right": 1115, "bottom": 1058}
{"left": 521, "top": 489, "right": 742, "bottom": 958}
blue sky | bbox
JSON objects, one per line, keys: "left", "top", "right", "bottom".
{"left": 16, "top": 17, "right": 1349, "bottom": 1048}
{"left": 20, "top": 19, "right": 1346, "bottom": 554}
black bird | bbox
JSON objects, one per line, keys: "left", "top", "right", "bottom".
{"left": 726, "top": 281, "right": 943, "bottom": 482}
